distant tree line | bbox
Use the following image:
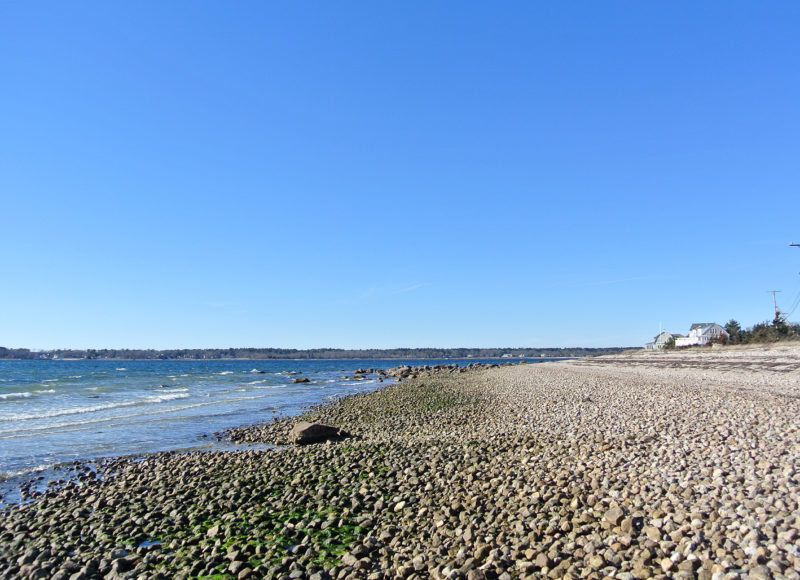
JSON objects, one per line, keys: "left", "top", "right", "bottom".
{"left": 0, "top": 347, "right": 36, "bottom": 359}
{"left": 0, "top": 346, "right": 632, "bottom": 360}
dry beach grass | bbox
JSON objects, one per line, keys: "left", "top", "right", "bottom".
{"left": 1, "top": 345, "right": 799, "bottom": 579}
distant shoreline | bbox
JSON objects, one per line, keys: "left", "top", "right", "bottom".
{"left": 1, "top": 356, "right": 575, "bottom": 362}
{"left": 0, "top": 346, "right": 632, "bottom": 361}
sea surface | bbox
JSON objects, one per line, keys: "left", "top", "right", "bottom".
{"left": 0, "top": 358, "right": 532, "bottom": 502}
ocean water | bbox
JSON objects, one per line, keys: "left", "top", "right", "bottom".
{"left": 0, "top": 358, "right": 523, "bottom": 491}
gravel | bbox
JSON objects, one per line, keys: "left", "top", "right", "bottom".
{"left": 1, "top": 346, "right": 799, "bottom": 579}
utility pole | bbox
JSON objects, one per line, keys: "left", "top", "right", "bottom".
{"left": 767, "top": 290, "right": 782, "bottom": 319}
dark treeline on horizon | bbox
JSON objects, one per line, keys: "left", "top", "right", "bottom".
{"left": 0, "top": 346, "right": 631, "bottom": 360}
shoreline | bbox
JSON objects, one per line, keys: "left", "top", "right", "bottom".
{"left": 0, "top": 361, "right": 516, "bottom": 497}
{"left": 1, "top": 352, "right": 799, "bottom": 579}
{"left": 0, "top": 362, "right": 508, "bottom": 494}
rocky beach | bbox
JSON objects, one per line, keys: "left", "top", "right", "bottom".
{"left": 2, "top": 345, "right": 799, "bottom": 579}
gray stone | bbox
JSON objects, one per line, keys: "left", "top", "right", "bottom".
{"left": 290, "top": 421, "right": 349, "bottom": 444}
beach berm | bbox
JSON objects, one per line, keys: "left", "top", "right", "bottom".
{"left": 1, "top": 345, "right": 799, "bottom": 579}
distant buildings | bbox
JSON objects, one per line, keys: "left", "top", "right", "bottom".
{"left": 675, "top": 323, "right": 728, "bottom": 347}
{"left": 644, "top": 322, "right": 728, "bottom": 349}
{"left": 644, "top": 330, "right": 680, "bottom": 350}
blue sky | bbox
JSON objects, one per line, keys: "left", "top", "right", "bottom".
{"left": 2, "top": 2, "right": 799, "bottom": 349}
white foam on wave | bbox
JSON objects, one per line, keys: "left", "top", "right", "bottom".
{"left": 143, "top": 393, "right": 191, "bottom": 403}
{"left": 217, "top": 371, "right": 234, "bottom": 375}
{"left": 116, "top": 368, "right": 127, "bottom": 371}
{"left": 244, "top": 379, "right": 270, "bottom": 385}
{"left": 0, "top": 392, "right": 31, "bottom": 400}
{"left": 42, "top": 379, "right": 59, "bottom": 383}
{"left": 34, "top": 389, "right": 56, "bottom": 394}
{"left": 3, "top": 401, "right": 137, "bottom": 422}
{"left": 157, "top": 388, "right": 188, "bottom": 394}
{"left": 68, "top": 375, "right": 83, "bottom": 379}
{"left": 0, "top": 393, "right": 271, "bottom": 437}
{"left": 0, "top": 463, "right": 54, "bottom": 481}
{"left": 1, "top": 393, "right": 191, "bottom": 423}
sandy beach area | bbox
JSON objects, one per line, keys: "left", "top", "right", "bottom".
{"left": 1, "top": 344, "right": 799, "bottom": 579}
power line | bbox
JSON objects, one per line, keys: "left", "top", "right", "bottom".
{"left": 785, "top": 289, "right": 800, "bottom": 318}
{"left": 767, "top": 290, "right": 782, "bottom": 318}
{"left": 783, "top": 244, "right": 800, "bottom": 317}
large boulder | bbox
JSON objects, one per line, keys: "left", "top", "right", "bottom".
{"left": 289, "top": 422, "right": 349, "bottom": 445}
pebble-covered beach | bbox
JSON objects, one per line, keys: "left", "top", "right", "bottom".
{"left": 2, "top": 345, "right": 799, "bottom": 579}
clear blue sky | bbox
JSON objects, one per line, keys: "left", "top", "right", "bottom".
{"left": 2, "top": 2, "right": 799, "bottom": 350}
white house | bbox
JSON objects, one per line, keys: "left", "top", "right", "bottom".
{"left": 644, "top": 330, "right": 679, "bottom": 350}
{"left": 674, "top": 323, "right": 728, "bottom": 347}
